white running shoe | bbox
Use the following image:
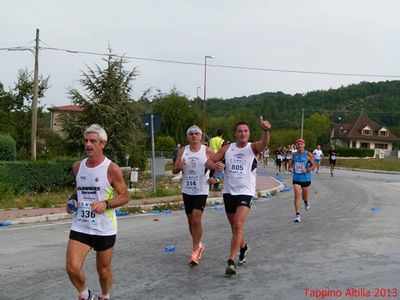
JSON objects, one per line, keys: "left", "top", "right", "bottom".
{"left": 294, "top": 215, "right": 301, "bottom": 222}
{"left": 305, "top": 201, "right": 311, "bottom": 211}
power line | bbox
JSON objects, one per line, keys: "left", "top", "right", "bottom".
{"left": 3, "top": 44, "right": 400, "bottom": 78}
{"left": 40, "top": 46, "right": 400, "bottom": 79}
{"left": 0, "top": 46, "right": 34, "bottom": 53}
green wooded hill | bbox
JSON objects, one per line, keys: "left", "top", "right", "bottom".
{"left": 206, "top": 80, "right": 400, "bottom": 134}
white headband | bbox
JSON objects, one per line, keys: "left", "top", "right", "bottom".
{"left": 186, "top": 125, "right": 202, "bottom": 135}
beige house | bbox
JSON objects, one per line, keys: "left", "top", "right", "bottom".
{"left": 330, "top": 114, "right": 399, "bottom": 151}
{"left": 47, "top": 105, "right": 83, "bottom": 137}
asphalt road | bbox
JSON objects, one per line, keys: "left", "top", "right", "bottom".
{"left": 1, "top": 166, "right": 399, "bottom": 300}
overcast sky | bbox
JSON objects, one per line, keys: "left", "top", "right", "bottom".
{"left": 1, "top": 0, "right": 400, "bottom": 110}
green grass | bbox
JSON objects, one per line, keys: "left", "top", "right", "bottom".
{"left": 130, "top": 187, "right": 181, "bottom": 200}
{"left": 0, "top": 190, "right": 70, "bottom": 210}
{"left": 0, "top": 185, "right": 181, "bottom": 210}
{"left": 322, "top": 157, "right": 400, "bottom": 172}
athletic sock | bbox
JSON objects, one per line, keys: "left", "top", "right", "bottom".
{"left": 99, "top": 294, "right": 110, "bottom": 300}
{"left": 78, "top": 288, "right": 89, "bottom": 300}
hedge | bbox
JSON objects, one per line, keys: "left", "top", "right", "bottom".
{"left": 0, "top": 157, "right": 78, "bottom": 193}
{"left": 321, "top": 146, "right": 374, "bottom": 157}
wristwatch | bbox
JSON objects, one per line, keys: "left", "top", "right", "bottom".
{"left": 105, "top": 200, "right": 111, "bottom": 209}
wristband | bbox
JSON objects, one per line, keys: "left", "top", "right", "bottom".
{"left": 105, "top": 200, "right": 111, "bottom": 209}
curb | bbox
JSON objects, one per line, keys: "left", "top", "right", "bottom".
{"left": 7, "top": 213, "right": 73, "bottom": 225}
{"left": 332, "top": 166, "right": 400, "bottom": 175}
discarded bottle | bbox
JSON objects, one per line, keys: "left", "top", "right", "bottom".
{"left": 116, "top": 210, "right": 129, "bottom": 217}
{"left": 213, "top": 205, "right": 224, "bottom": 211}
{"left": 67, "top": 199, "right": 77, "bottom": 213}
{"left": 164, "top": 245, "right": 176, "bottom": 253}
{"left": 0, "top": 220, "right": 12, "bottom": 227}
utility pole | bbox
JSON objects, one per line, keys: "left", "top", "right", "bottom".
{"left": 300, "top": 108, "right": 304, "bottom": 139}
{"left": 31, "top": 28, "right": 39, "bottom": 160}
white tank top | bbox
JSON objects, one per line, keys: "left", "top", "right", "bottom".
{"left": 223, "top": 143, "right": 257, "bottom": 196}
{"left": 71, "top": 157, "right": 117, "bottom": 236}
{"left": 181, "top": 145, "right": 210, "bottom": 195}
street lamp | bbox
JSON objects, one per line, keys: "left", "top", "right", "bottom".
{"left": 202, "top": 55, "right": 214, "bottom": 143}
{"left": 196, "top": 86, "right": 202, "bottom": 114}
{"left": 300, "top": 108, "right": 304, "bottom": 139}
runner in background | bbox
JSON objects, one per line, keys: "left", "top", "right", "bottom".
{"left": 289, "top": 138, "right": 315, "bottom": 223}
{"left": 274, "top": 146, "right": 284, "bottom": 175}
{"left": 262, "top": 147, "right": 270, "bottom": 166}
{"left": 312, "top": 145, "right": 324, "bottom": 174}
{"left": 328, "top": 144, "right": 338, "bottom": 177}
{"left": 209, "top": 129, "right": 225, "bottom": 191}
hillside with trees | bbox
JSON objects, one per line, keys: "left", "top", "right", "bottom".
{"left": 1, "top": 65, "right": 400, "bottom": 163}
{"left": 204, "top": 80, "right": 400, "bottom": 148}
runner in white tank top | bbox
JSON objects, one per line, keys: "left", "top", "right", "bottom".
{"left": 71, "top": 157, "right": 117, "bottom": 235}
{"left": 181, "top": 144, "right": 210, "bottom": 195}
{"left": 223, "top": 142, "right": 256, "bottom": 196}
{"left": 65, "top": 124, "right": 129, "bottom": 300}
{"left": 206, "top": 116, "right": 271, "bottom": 276}
{"left": 172, "top": 125, "right": 215, "bottom": 266}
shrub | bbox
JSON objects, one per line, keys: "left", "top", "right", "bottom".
{"left": 322, "top": 146, "right": 374, "bottom": 157}
{"left": 0, "top": 134, "right": 16, "bottom": 161}
{"left": 39, "top": 131, "right": 71, "bottom": 158}
{"left": 38, "top": 198, "right": 52, "bottom": 208}
{"left": 0, "top": 157, "right": 78, "bottom": 193}
{"left": 155, "top": 135, "right": 176, "bottom": 151}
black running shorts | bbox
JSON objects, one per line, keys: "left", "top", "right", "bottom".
{"left": 182, "top": 193, "right": 207, "bottom": 214}
{"left": 223, "top": 194, "right": 252, "bottom": 214}
{"left": 69, "top": 230, "right": 116, "bottom": 251}
{"left": 292, "top": 180, "right": 311, "bottom": 188}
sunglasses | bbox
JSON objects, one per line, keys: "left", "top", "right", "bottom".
{"left": 189, "top": 132, "right": 200, "bottom": 136}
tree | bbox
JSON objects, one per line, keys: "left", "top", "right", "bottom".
{"left": 155, "top": 135, "right": 176, "bottom": 151}
{"left": 60, "top": 56, "right": 146, "bottom": 165}
{"left": 152, "top": 89, "right": 196, "bottom": 145}
{"left": 304, "top": 113, "right": 331, "bottom": 146}
{"left": 0, "top": 69, "right": 49, "bottom": 159}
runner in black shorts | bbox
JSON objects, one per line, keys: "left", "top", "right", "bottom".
{"left": 328, "top": 144, "right": 338, "bottom": 177}
{"left": 66, "top": 124, "right": 129, "bottom": 300}
{"left": 173, "top": 125, "right": 215, "bottom": 265}
{"left": 207, "top": 116, "right": 272, "bottom": 276}
{"left": 289, "top": 138, "right": 315, "bottom": 223}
